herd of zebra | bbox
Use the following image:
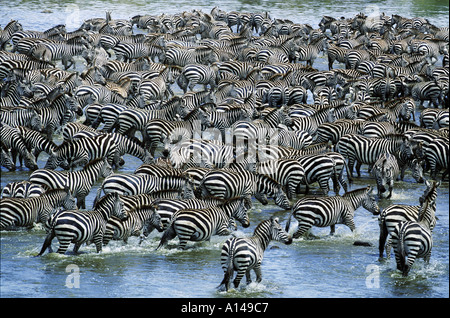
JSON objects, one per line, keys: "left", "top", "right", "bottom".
{"left": 0, "top": 7, "right": 448, "bottom": 290}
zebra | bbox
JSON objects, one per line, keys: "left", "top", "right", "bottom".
{"left": 424, "top": 137, "right": 449, "bottom": 181}
{"left": 103, "top": 204, "right": 164, "bottom": 245}
{"left": 420, "top": 109, "right": 449, "bottom": 130}
{"left": 116, "top": 97, "right": 181, "bottom": 137}
{"left": 0, "top": 108, "right": 42, "bottom": 132}
{"left": 137, "top": 66, "right": 179, "bottom": 101}
{"left": 94, "top": 173, "right": 191, "bottom": 206}
{"left": 0, "top": 122, "right": 39, "bottom": 170}
{"left": 29, "top": 158, "right": 113, "bottom": 209}
{"left": 199, "top": 169, "right": 291, "bottom": 209}
{"left": 206, "top": 108, "right": 251, "bottom": 142}
{"left": 112, "top": 41, "right": 165, "bottom": 63}
{"left": 164, "top": 45, "right": 219, "bottom": 67}
{"left": 218, "top": 216, "right": 292, "bottom": 291}
{"left": 16, "top": 126, "right": 57, "bottom": 162}
{"left": 1, "top": 145, "right": 15, "bottom": 171}
{"left": 295, "top": 36, "right": 328, "bottom": 67}
{"left": 0, "top": 188, "right": 77, "bottom": 230}
{"left": 150, "top": 196, "right": 229, "bottom": 232}
{"left": 30, "top": 41, "right": 89, "bottom": 70}
{"left": 288, "top": 153, "right": 338, "bottom": 195}
{"left": 290, "top": 107, "right": 336, "bottom": 136}
{"left": 34, "top": 93, "right": 81, "bottom": 140}
{"left": 45, "top": 133, "right": 120, "bottom": 170}
{"left": 370, "top": 152, "right": 400, "bottom": 199}
{"left": 390, "top": 188, "right": 436, "bottom": 276}
{"left": 1, "top": 180, "right": 45, "bottom": 198}
{"left": 270, "top": 127, "right": 313, "bottom": 150}
{"left": 0, "top": 20, "right": 23, "bottom": 49}
{"left": 37, "top": 192, "right": 127, "bottom": 255}
{"left": 177, "top": 63, "right": 220, "bottom": 93}
{"left": 286, "top": 186, "right": 380, "bottom": 239}
{"left": 402, "top": 80, "right": 443, "bottom": 108}
{"left": 336, "top": 134, "right": 414, "bottom": 177}
{"left": 314, "top": 120, "right": 363, "bottom": 145}
{"left": 156, "top": 196, "right": 252, "bottom": 250}
{"left": 164, "top": 138, "right": 234, "bottom": 169}
{"left": 378, "top": 179, "right": 439, "bottom": 259}
{"left": 71, "top": 130, "right": 153, "bottom": 166}
{"left": 253, "top": 158, "right": 307, "bottom": 199}
{"left": 143, "top": 107, "right": 211, "bottom": 156}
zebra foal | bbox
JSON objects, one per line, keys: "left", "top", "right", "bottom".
{"left": 218, "top": 216, "right": 292, "bottom": 291}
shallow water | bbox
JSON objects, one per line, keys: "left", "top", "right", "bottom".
{"left": 1, "top": 0, "right": 449, "bottom": 299}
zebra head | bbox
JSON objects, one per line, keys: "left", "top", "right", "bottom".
{"left": 269, "top": 217, "right": 292, "bottom": 245}
{"left": 143, "top": 205, "right": 164, "bottom": 235}
{"left": 370, "top": 153, "right": 395, "bottom": 199}
{"left": 111, "top": 192, "right": 128, "bottom": 221}
{"left": 100, "top": 158, "right": 114, "bottom": 178}
{"left": 361, "top": 186, "right": 381, "bottom": 215}
{"left": 231, "top": 196, "right": 252, "bottom": 228}
{"left": 180, "top": 176, "right": 196, "bottom": 199}
{"left": 254, "top": 191, "right": 269, "bottom": 205}
{"left": 410, "top": 159, "right": 425, "bottom": 183}
{"left": 1, "top": 146, "right": 15, "bottom": 171}
{"left": 62, "top": 187, "right": 78, "bottom": 210}
{"left": 274, "top": 186, "right": 291, "bottom": 210}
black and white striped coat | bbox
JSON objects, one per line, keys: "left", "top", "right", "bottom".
{"left": 286, "top": 186, "right": 380, "bottom": 239}
{"left": 157, "top": 196, "right": 251, "bottom": 250}
{"left": 0, "top": 188, "right": 77, "bottom": 230}
{"left": 218, "top": 217, "right": 292, "bottom": 291}
{"left": 103, "top": 204, "right": 164, "bottom": 245}
{"left": 199, "top": 168, "right": 291, "bottom": 209}
{"left": 1, "top": 180, "right": 45, "bottom": 198}
{"left": 37, "top": 192, "right": 127, "bottom": 255}
{"left": 390, "top": 188, "right": 437, "bottom": 276}
{"left": 378, "top": 180, "right": 439, "bottom": 259}
{"left": 30, "top": 158, "right": 113, "bottom": 209}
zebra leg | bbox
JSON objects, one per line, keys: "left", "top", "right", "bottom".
{"left": 378, "top": 223, "right": 389, "bottom": 259}
{"left": 355, "top": 162, "right": 362, "bottom": 177}
{"left": 254, "top": 266, "right": 263, "bottom": 284}
{"left": 233, "top": 269, "right": 246, "bottom": 288}
{"left": 56, "top": 239, "right": 72, "bottom": 255}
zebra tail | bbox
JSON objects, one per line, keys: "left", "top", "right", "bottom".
{"left": 156, "top": 221, "right": 176, "bottom": 250}
{"left": 217, "top": 242, "right": 235, "bottom": 292}
{"left": 36, "top": 229, "right": 55, "bottom": 256}
{"left": 93, "top": 186, "right": 103, "bottom": 209}
{"left": 285, "top": 207, "right": 295, "bottom": 232}
{"left": 398, "top": 228, "right": 407, "bottom": 273}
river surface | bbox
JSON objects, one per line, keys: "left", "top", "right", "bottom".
{"left": 1, "top": 0, "right": 449, "bottom": 300}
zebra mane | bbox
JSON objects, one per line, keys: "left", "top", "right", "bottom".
{"left": 94, "top": 192, "right": 118, "bottom": 209}
{"left": 343, "top": 186, "right": 371, "bottom": 197}
{"left": 127, "top": 203, "right": 158, "bottom": 214}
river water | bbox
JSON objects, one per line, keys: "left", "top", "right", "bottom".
{"left": 1, "top": 0, "right": 449, "bottom": 300}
